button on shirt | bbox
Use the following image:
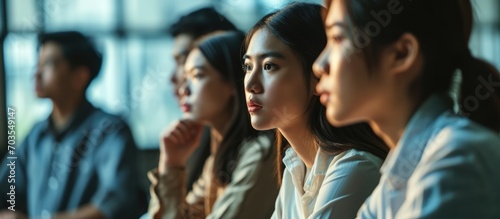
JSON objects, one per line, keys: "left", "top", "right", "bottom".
{"left": 358, "top": 94, "right": 500, "bottom": 218}
{"left": 272, "top": 147, "right": 383, "bottom": 219}
{"left": 0, "top": 100, "right": 143, "bottom": 219}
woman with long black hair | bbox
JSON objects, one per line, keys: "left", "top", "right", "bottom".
{"left": 243, "top": 2, "right": 389, "bottom": 218}
{"left": 148, "top": 31, "right": 278, "bottom": 219}
{"left": 314, "top": 0, "right": 500, "bottom": 218}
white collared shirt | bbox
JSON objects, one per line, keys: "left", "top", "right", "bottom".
{"left": 272, "top": 147, "right": 383, "bottom": 219}
{"left": 358, "top": 94, "right": 500, "bottom": 218}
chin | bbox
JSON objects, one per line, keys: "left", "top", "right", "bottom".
{"left": 250, "top": 116, "right": 273, "bottom": 131}
{"left": 326, "top": 107, "right": 350, "bottom": 127}
{"left": 35, "top": 92, "right": 48, "bottom": 98}
{"left": 327, "top": 107, "right": 367, "bottom": 127}
{"left": 182, "top": 112, "right": 197, "bottom": 121}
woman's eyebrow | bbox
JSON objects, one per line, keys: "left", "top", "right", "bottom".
{"left": 325, "top": 21, "right": 347, "bottom": 30}
{"left": 186, "top": 65, "right": 205, "bottom": 73}
{"left": 243, "top": 51, "right": 285, "bottom": 60}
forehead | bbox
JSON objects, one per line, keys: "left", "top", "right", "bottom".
{"left": 173, "top": 34, "right": 195, "bottom": 55}
{"left": 325, "top": 0, "right": 347, "bottom": 28}
{"left": 40, "top": 42, "right": 63, "bottom": 58}
{"left": 246, "top": 28, "right": 290, "bottom": 57}
{"left": 184, "top": 49, "right": 207, "bottom": 68}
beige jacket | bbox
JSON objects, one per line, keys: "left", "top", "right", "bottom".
{"left": 148, "top": 134, "right": 278, "bottom": 219}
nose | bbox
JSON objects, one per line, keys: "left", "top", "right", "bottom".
{"left": 244, "top": 69, "right": 263, "bottom": 94}
{"left": 313, "top": 47, "right": 330, "bottom": 78}
{"left": 178, "top": 80, "right": 190, "bottom": 97}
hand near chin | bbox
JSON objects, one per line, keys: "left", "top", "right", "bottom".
{"left": 158, "top": 119, "right": 203, "bottom": 174}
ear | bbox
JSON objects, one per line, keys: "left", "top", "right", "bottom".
{"left": 386, "top": 33, "right": 421, "bottom": 77}
{"left": 73, "top": 66, "right": 91, "bottom": 91}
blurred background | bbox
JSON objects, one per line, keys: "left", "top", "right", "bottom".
{"left": 0, "top": 0, "right": 499, "bottom": 151}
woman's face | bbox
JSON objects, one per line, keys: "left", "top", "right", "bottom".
{"left": 243, "top": 28, "right": 311, "bottom": 130}
{"left": 180, "top": 48, "right": 234, "bottom": 122}
{"left": 313, "top": 0, "right": 385, "bottom": 126}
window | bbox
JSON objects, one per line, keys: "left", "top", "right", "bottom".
{"left": 3, "top": 0, "right": 497, "bottom": 150}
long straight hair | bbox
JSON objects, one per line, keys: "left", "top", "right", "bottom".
{"left": 242, "top": 2, "right": 389, "bottom": 183}
{"left": 324, "top": 0, "right": 500, "bottom": 132}
{"left": 197, "top": 31, "right": 260, "bottom": 186}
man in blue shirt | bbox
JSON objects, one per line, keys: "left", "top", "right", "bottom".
{"left": 0, "top": 31, "right": 144, "bottom": 219}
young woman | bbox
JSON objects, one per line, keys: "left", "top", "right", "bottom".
{"left": 242, "top": 2, "right": 389, "bottom": 219}
{"left": 314, "top": 0, "right": 500, "bottom": 218}
{"left": 148, "top": 31, "right": 278, "bottom": 219}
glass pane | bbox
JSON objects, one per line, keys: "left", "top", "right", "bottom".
{"left": 216, "top": 0, "right": 258, "bottom": 31}
{"left": 0, "top": 1, "right": 3, "bottom": 32}
{"left": 470, "top": 0, "right": 500, "bottom": 69}
{"left": 7, "top": 0, "right": 41, "bottom": 31}
{"left": 87, "top": 35, "right": 129, "bottom": 115}
{"left": 4, "top": 33, "right": 51, "bottom": 143}
{"left": 124, "top": 0, "right": 209, "bottom": 32}
{"left": 44, "top": 0, "right": 116, "bottom": 31}
{"left": 125, "top": 36, "right": 181, "bottom": 148}
{"left": 470, "top": 25, "right": 500, "bottom": 70}
{"left": 474, "top": 0, "right": 499, "bottom": 24}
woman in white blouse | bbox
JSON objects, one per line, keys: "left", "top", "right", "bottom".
{"left": 242, "top": 2, "right": 389, "bottom": 219}
{"left": 314, "top": 0, "right": 500, "bottom": 218}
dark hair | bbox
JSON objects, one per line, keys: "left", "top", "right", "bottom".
{"left": 242, "top": 2, "right": 389, "bottom": 183}
{"left": 196, "top": 31, "right": 259, "bottom": 185}
{"left": 326, "top": 0, "right": 500, "bottom": 132}
{"left": 169, "top": 7, "right": 237, "bottom": 39}
{"left": 38, "top": 31, "right": 102, "bottom": 88}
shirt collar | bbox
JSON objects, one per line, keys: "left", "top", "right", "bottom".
{"left": 42, "top": 99, "right": 96, "bottom": 142}
{"left": 283, "top": 147, "right": 335, "bottom": 192}
{"left": 381, "top": 93, "right": 454, "bottom": 181}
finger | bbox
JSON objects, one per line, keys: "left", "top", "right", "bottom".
{"left": 177, "top": 121, "right": 191, "bottom": 139}
{"left": 171, "top": 129, "right": 185, "bottom": 144}
{"left": 183, "top": 120, "right": 203, "bottom": 136}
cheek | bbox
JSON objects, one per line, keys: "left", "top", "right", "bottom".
{"left": 191, "top": 80, "right": 231, "bottom": 117}
{"left": 327, "top": 48, "right": 373, "bottom": 124}
{"left": 43, "top": 71, "right": 64, "bottom": 92}
{"left": 262, "top": 72, "right": 308, "bottom": 126}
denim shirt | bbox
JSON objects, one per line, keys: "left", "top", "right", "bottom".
{"left": 358, "top": 94, "right": 500, "bottom": 219}
{"left": 0, "top": 100, "right": 144, "bottom": 219}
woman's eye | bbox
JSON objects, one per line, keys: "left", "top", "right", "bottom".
{"left": 193, "top": 73, "right": 203, "bottom": 79}
{"left": 243, "top": 64, "right": 252, "bottom": 73}
{"left": 332, "top": 35, "right": 344, "bottom": 43}
{"left": 264, "top": 63, "right": 275, "bottom": 71}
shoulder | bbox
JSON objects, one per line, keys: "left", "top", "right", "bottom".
{"left": 87, "top": 108, "right": 131, "bottom": 133}
{"left": 326, "top": 149, "right": 384, "bottom": 175}
{"left": 407, "top": 112, "right": 500, "bottom": 193}
{"left": 22, "top": 119, "right": 50, "bottom": 147}
{"left": 238, "top": 133, "right": 274, "bottom": 159}
{"left": 423, "top": 113, "right": 500, "bottom": 164}
{"left": 230, "top": 134, "right": 275, "bottom": 177}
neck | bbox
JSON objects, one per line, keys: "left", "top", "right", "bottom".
{"left": 51, "top": 94, "right": 85, "bottom": 132}
{"left": 369, "top": 94, "right": 420, "bottom": 149}
{"left": 208, "top": 107, "right": 233, "bottom": 153}
{"left": 278, "top": 116, "right": 317, "bottom": 168}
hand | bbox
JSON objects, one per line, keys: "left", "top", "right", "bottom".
{"left": 158, "top": 119, "right": 203, "bottom": 173}
{"left": 0, "top": 211, "right": 27, "bottom": 219}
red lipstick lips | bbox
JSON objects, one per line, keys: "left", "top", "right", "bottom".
{"left": 247, "top": 100, "right": 262, "bottom": 113}
{"left": 181, "top": 104, "right": 191, "bottom": 112}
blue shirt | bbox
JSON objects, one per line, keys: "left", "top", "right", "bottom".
{"left": 358, "top": 94, "right": 500, "bottom": 218}
{"left": 0, "top": 100, "right": 144, "bottom": 219}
